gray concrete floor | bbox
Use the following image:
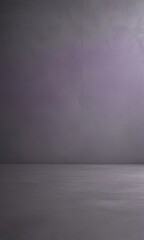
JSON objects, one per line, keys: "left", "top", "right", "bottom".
{"left": 0, "top": 165, "right": 144, "bottom": 239}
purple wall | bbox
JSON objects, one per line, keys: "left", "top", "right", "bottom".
{"left": 1, "top": 0, "right": 144, "bottom": 163}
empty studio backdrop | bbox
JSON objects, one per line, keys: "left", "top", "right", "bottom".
{"left": 1, "top": 0, "right": 144, "bottom": 163}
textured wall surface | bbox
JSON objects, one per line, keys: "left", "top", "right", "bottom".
{"left": 1, "top": 0, "right": 144, "bottom": 163}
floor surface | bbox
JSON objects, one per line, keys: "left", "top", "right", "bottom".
{"left": 0, "top": 165, "right": 144, "bottom": 239}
